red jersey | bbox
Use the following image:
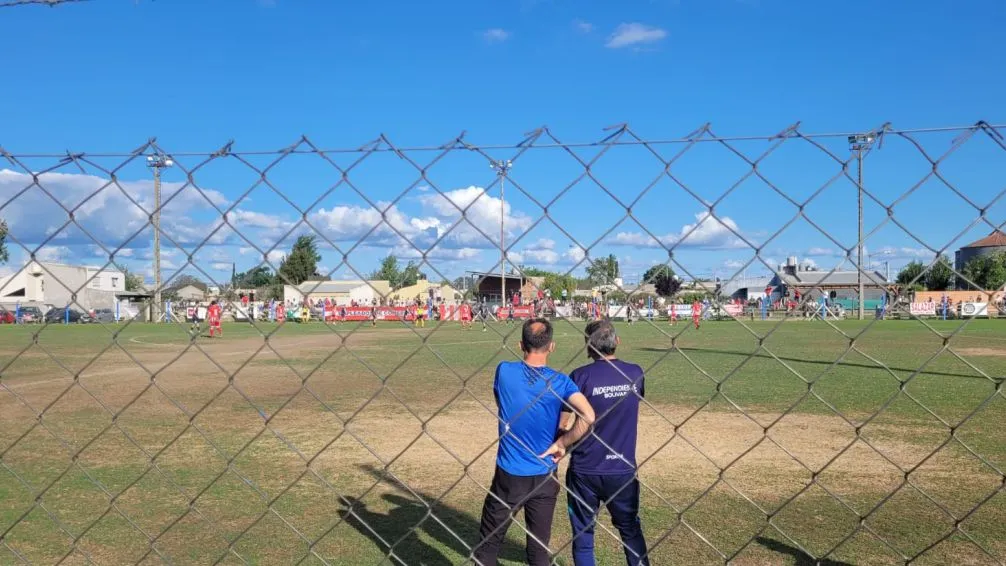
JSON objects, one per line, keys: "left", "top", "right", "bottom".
{"left": 460, "top": 304, "right": 472, "bottom": 319}
{"left": 691, "top": 302, "right": 701, "bottom": 316}
{"left": 208, "top": 304, "right": 222, "bottom": 324}
{"left": 439, "top": 304, "right": 447, "bottom": 319}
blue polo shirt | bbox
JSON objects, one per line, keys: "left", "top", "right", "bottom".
{"left": 494, "top": 361, "right": 580, "bottom": 477}
{"left": 569, "top": 359, "right": 644, "bottom": 475}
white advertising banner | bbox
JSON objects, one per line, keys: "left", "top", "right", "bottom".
{"left": 909, "top": 303, "right": 937, "bottom": 316}
{"left": 961, "top": 302, "right": 988, "bottom": 317}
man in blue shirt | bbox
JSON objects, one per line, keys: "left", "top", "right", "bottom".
{"left": 472, "top": 318, "right": 595, "bottom": 566}
{"left": 564, "top": 320, "right": 650, "bottom": 566}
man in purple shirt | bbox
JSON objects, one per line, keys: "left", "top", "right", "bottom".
{"left": 563, "top": 320, "right": 650, "bottom": 566}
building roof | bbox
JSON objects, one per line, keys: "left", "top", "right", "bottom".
{"left": 166, "top": 282, "right": 208, "bottom": 293}
{"left": 962, "top": 230, "right": 1006, "bottom": 249}
{"left": 775, "top": 269, "right": 888, "bottom": 288}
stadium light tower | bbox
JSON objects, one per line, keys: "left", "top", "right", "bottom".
{"left": 490, "top": 159, "right": 512, "bottom": 308}
{"left": 849, "top": 133, "right": 876, "bottom": 320}
{"left": 146, "top": 154, "right": 174, "bottom": 322}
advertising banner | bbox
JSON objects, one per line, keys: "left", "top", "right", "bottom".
{"left": 961, "top": 302, "right": 988, "bottom": 317}
{"left": 909, "top": 303, "right": 937, "bottom": 316}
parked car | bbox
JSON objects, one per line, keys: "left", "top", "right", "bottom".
{"left": 0, "top": 309, "right": 14, "bottom": 324}
{"left": 92, "top": 308, "right": 117, "bottom": 323}
{"left": 43, "top": 308, "right": 92, "bottom": 324}
{"left": 18, "top": 306, "right": 42, "bottom": 323}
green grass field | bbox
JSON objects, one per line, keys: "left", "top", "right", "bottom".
{"left": 0, "top": 316, "right": 1004, "bottom": 565}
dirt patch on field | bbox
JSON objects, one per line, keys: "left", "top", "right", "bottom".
{"left": 956, "top": 347, "right": 1006, "bottom": 358}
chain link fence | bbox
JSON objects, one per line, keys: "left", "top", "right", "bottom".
{"left": 0, "top": 122, "right": 1004, "bottom": 565}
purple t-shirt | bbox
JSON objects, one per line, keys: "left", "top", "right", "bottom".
{"left": 569, "top": 359, "right": 644, "bottom": 475}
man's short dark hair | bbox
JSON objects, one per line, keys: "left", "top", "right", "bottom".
{"left": 521, "top": 318, "right": 553, "bottom": 352}
{"left": 584, "top": 320, "right": 618, "bottom": 358}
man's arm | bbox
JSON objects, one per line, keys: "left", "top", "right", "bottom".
{"left": 541, "top": 392, "right": 595, "bottom": 462}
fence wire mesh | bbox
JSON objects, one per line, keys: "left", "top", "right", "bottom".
{"left": 0, "top": 122, "right": 1005, "bottom": 565}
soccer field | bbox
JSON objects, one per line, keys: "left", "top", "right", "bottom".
{"left": 0, "top": 318, "right": 1003, "bottom": 565}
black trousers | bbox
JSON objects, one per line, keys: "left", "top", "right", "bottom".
{"left": 472, "top": 466, "right": 560, "bottom": 566}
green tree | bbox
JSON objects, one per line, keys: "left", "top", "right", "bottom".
{"left": 586, "top": 254, "right": 619, "bottom": 285}
{"left": 963, "top": 252, "right": 1006, "bottom": 291}
{"left": 542, "top": 272, "right": 576, "bottom": 299}
{"left": 643, "top": 264, "right": 681, "bottom": 297}
{"left": 115, "top": 264, "right": 144, "bottom": 292}
{"left": 278, "top": 235, "right": 322, "bottom": 285}
{"left": 924, "top": 255, "right": 955, "bottom": 291}
{"left": 401, "top": 261, "right": 426, "bottom": 288}
{"left": 896, "top": 261, "right": 926, "bottom": 288}
{"left": 234, "top": 265, "right": 276, "bottom": 288}
{"left": 0, "top": 220, "right": 8, "bottom": 265}
{"left": 371, "top": 255, "right": 402, "bottom": 288}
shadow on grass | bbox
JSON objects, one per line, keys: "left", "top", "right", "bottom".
{"left": 337, "top": 464, "right": 524, "bottom": 565}
{"left": 755, "top": 537, "right": 854, "bottom": 566}
{"left": 639, "top": 347, "right": 998, "bottom": 381}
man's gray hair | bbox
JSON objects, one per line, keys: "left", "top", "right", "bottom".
{"left": 584, "top": 320, "right": 618, "bottom": 358}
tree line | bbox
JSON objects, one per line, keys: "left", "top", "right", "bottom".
{"left": 895, "top": 253, "right": 1006, "bottom": 292}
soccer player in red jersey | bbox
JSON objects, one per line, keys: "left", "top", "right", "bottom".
{"left": 460, "top": 302, "right": 473, "bottom": 330}
{"left": 208, "top": 300, "right": 223, "bottom": 338}
{"left": 691, "top": 300, "right": 702, "bottom": 330}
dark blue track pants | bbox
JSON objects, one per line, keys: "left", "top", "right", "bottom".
{"left": 566, "top": 469, "right": 650, "bottom": 566}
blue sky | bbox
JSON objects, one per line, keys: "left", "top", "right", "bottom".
{"left": 1, "top": 0, "right": 1005, "bottom": 289}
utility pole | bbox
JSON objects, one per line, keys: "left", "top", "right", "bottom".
{"left": 490, "top": 159, "right": 512, "bottom": 309}
{"left": 146, "top": 154, "right": 174, "bottom": 323}
{"left": 849, "top": 134, "right": 876, "bottom": 320}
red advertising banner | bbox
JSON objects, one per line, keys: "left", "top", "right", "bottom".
{"left": 305, "top": 305, "right": 473, "bottom": 322}
{"left": 497, "top": 305, "right": 535, "bottom": 319}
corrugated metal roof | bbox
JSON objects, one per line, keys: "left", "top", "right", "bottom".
{"left": 962, "top": 230, "right": 1006, "bottom": 249}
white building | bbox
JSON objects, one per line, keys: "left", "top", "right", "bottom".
{"left": 283, "top": 280, "right": 393, "bottom": 306}
{"left": 0, "top": 261, "right": 127, "bottom": 311}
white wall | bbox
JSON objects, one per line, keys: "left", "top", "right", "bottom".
{"left": 85, "top": 267, "right": 126, "bottom": 292}
{"left": 349, "top": 284, "right": 378, "bottom": 305}
{"left": 0, "top": 268, "right": 45, "bottom": 304}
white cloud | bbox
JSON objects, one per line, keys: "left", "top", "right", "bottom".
{"left": 230, "top": 209, "right": 291, "bottom": 231}
{"left": 483, "top": 28, "right": 510, "bottom": 43}
{"left": 0, "top": 169, "right": 231, "bottom": 251}
{"left": 210, "top": 262, "right": 232, "bottom": 272}
{"left": 606, "top": 23, "right": 667, "bottom": 49}
{"left": 35, "top": 245, "right": 72, "bottom": 263}
{"left": 874, "top": 246, "right": 933, "bottom": 259}
{"left": 418, "top": 186, "right": 533, "bottom": 249}
{"left": 611, "top": 212, "right": 746, "bottom": 249}
{"left": 529, "top": 238, "right": 555, "bottom": 250}
{"left": 806, "top": 247, "right": 841, "bottom": 257}
{"left": 566, "top": 246, "right": 586, "bottom": 263}
{"left": 523, "top": 248, "right": 561, "bottom": 264}
{"left": 800, "top": 257, "right": 818, "bottom": 269}
{"left": 724, "top": 259, "right": 746, "bottom": 269}
{"left": 573, "top": 19, "right": 594, "bottom": 33}
{"left": 391, "top": 245, "right": 481, "bottom": 262}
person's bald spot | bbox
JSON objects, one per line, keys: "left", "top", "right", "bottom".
{"left": 521, "top": 318, "right": 554, "bottom": 353}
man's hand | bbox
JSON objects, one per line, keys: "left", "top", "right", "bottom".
{"left": 540, "top": 440, "right": 567, "bottom": 463}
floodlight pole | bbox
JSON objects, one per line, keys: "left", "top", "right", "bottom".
{"left": 858, "top": 152, "right": 864, "bottom": 320}
{"left": 147, "top": 154, "right": 173, "bottom": 322}
{"left": 491, "top": 159, "right": 512, "bottom": 309}
{"left": 849, "top": 134, "right": 875, "bottom": 320}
